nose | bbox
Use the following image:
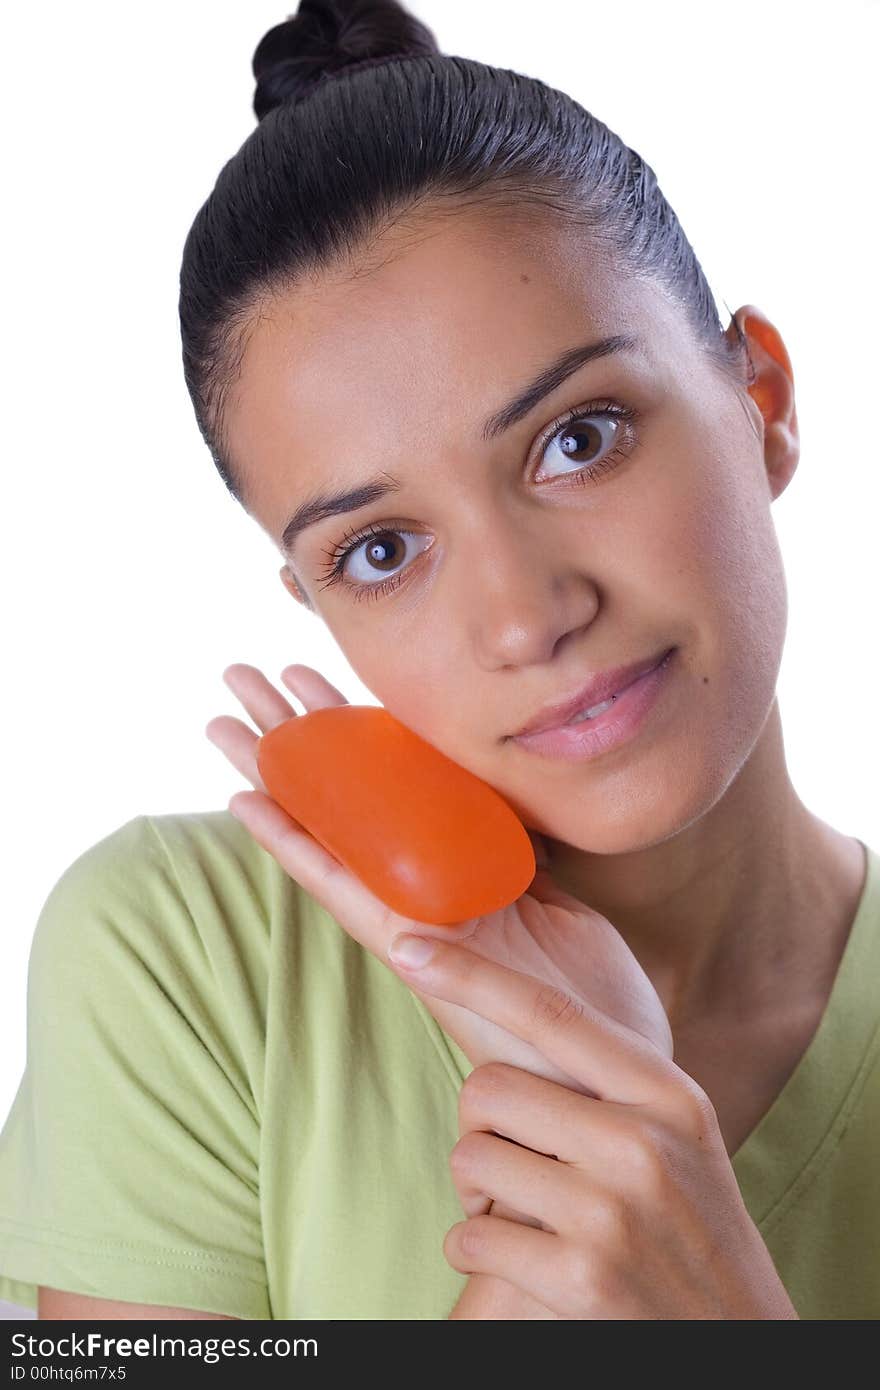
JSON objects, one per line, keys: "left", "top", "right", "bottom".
{"left": 458, "top": 514, "right": 601, "bottom": 668}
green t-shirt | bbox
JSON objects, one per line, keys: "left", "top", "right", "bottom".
{"left": 0, "top": 812, "right": 878, "bottom": 1320}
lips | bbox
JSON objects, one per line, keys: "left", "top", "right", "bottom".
{"left": 510, "top": 647, "right": 676, "bottom": 737}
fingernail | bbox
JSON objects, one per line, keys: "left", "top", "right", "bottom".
{"left": 388, "top": 933, "right": 436, "bottom": 969}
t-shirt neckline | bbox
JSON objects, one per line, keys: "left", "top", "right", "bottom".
{"left": 730, "top": 838, "right": 879, "bottom": 1230}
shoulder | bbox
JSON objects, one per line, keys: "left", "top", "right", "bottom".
{"left": 30, "top": 808, "right": 371, "bottom": 1023}
{"left": 34, "top": 806, "right": 305, "bottom": 953}
{"left": 45, "top": 807, "right": 282, "bottom": 907}
{"left": 29, "top": 807, "right": 439, "bottom": 1079}
{"left": 27, "top": 810, "right": 306, "bottom": 1042}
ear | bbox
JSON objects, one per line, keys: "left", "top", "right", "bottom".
{"left": 725, "top": 304, "right": 799, "bottom": 501}
{"left": 279, "top": 564, "right": 312, "bottom": 611}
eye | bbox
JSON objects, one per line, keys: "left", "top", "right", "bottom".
{"left": 535, "top": 403, "right": 639, "bottom": 483}
{"left": 315, "top": 522, "right": 434, "bottom": 603}
{"left": 315, "top": 400, "right": 640, "bottom": 603}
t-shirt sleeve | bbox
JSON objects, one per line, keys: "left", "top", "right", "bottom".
{"left": 0, "top": 814, "right": 270, "bottom": 1319}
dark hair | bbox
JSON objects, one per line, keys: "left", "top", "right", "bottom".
{"left": 179, "top": 0, "right": 751, "bottom": 508}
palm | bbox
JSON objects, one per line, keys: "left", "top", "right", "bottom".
{"left": 206, "top": 662, "right": 673, "bottom": 1092}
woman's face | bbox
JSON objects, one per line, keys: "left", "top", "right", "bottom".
{"left": 224, "top": 204, "right": 796, "bottom": 854}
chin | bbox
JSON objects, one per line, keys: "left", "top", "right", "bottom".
{"left": 517, "top": 738, "right": 735, "bottom": 857}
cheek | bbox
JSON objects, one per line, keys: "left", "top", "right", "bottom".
{"left": 382, "top": 668, "right": 454, "bottom": 737}
{"left": 635, "top": 435, "right": 787, "bottom": 680}
{"left": 692, "top": 452, "right": 787, "bottom": 694}
{"left": 342, "top": 628, "right": 505, "bottom": 785}
{"left": 328, "top": 620, "right": 460, "bottom": 740}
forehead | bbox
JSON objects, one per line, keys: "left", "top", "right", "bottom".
{"left": 225, "top": 205, "right": 682, "bottom": 521}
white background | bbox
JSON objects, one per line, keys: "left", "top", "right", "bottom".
{"left": 1, "top": 0, "right": 877, "bottom": 1132}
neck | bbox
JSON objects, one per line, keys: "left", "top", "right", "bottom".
{"left": 544, "top": 698, "right": 867, "bottom": 1034}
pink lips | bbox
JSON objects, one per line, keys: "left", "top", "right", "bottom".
{"left": 511, "top": 647, "right": 676, "bottom": 737}
{"left": 509, "top": 648, "right": 677, "bottom": 762}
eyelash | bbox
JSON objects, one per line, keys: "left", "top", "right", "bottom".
{"left": 315, "top": 400, "right": 640, "bottom": 603}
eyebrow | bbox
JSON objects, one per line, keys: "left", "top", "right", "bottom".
{"left": 280, "top": 332, "right": 641, "bottom": 556}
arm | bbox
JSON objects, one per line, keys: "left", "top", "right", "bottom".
{"left": 38, "top": 1287, "right": 239, "bottom": 1320}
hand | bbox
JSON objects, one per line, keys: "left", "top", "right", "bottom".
{"left": 205, "top": 660, "right": 678, "bottom": 1314}
{"left": 387, "top": 934, "right": 799, "bottom": 1320}
{"left": 205, "top": 662, "right": 674, "bottom": 1088}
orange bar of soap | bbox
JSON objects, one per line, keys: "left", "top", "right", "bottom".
{"left": 256, "top": 705, "right": 535, "bottom": 924}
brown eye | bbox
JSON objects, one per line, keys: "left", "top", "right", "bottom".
{"left": 539, "top": 410, "right": 623, "bottom": 477}
{"left": 341, "top": 528, "right": 432, "bottom": 584}
{"left": 317, "top": 522, "right": 433, "bottom": 598}
{"left": 358, "top": 530, "right": 406, "bottom": 573}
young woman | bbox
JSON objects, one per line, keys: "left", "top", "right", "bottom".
{"left": 0, "top": 0, "right": 876, "bottom": 1320}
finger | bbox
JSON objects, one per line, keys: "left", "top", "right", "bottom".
{"left": 450, "top": 1131, "right": 579, "bottom": 1234}
{"left": 487, "top": 1197, "right": 543, "bottom": 1230}
{"left": 226, "top": 788, "right": 398, "bottom": 963}
{"left": 280, "top": 663, "right": 349, "bottom": 709}
{"left": 459, "top": 1063, "right": 593, "bottom": 1164}
{"left": 443, "top": 1214, "right": 571, "bottom": 1316}
{"left": 450, "top": 1171, "right": 544, "bottom": 1230}
{"left": 221, "top": 663, "right": 300, "bottom": 734}
{"left": 450, "top": 1273, "right": 560, "bottom": 1320}
{"left": 206, "top": 663, "right": 350, "bottom": 798}
{"left": 224, "top": 788, "right": 472, "bottom": 968}
{"left": 458, "top": 1062, "right": 651, "bottom": 1176}
{"left": 387, "top": 934, "right": 677, "bottom": 1106}
{"left": 204, "top": 714, "right": 265, "bottom": 792}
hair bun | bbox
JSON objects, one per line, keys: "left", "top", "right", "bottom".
{"left": 252, "top": 0, "right": 440, "bottom": 120}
